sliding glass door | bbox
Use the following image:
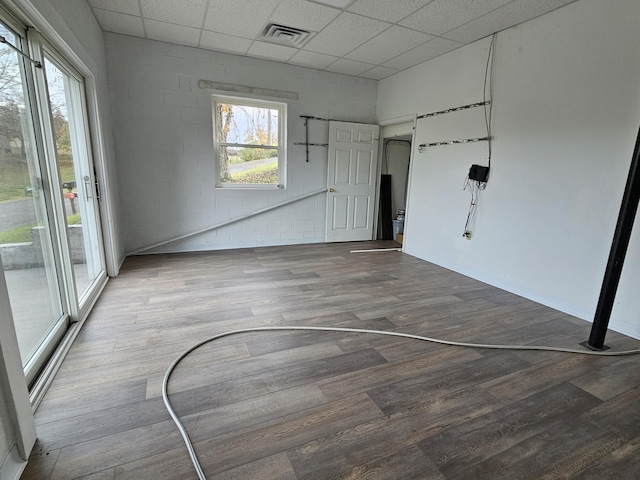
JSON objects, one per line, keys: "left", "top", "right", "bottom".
{"left": 0, "top": 11, "right": 106, "bottom": 388}
{"left": 0, "top": 19, "right": 68, "bottom": 384}
{"left": 43, "top": 53, "right": 105, "bottom": 305}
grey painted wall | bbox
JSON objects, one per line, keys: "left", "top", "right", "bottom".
{"left": 105, "top": 33, "right": 378, "bottom": 254}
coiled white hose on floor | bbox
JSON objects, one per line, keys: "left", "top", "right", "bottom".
{"left": 162, "top": 325, "right": 640, "bottom": 480}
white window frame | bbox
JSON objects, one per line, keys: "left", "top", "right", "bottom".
{"left": 212, "top": 95, "right": 287, "bottom": 189}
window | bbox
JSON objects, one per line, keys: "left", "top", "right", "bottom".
{"left": 213, "top": 95, "right": 286, "bottom": 188}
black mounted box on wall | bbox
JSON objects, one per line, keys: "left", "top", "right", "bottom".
{"left": 469, "top": 164, "right": 490, "bottom": 183}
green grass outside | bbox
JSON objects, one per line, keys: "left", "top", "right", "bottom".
{"left": 0, "top": 213, "right": 81, "bottom": 244}
{"left": 0, "top": 155, "right": 75, "bottom": 203}
{"left": 0, "top": 224, "right": 34, "bottom": 244}
{"left": 0, "top": 162, "right": 31, "bottom": 202}
{"left": 229, "top": 162, "right": 278, "bottom": 184}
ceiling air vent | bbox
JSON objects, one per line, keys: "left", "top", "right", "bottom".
{"left": 259, "top": 23, "right": 313, "bottom": 48}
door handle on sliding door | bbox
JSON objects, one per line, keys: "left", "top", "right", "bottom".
{"left": 83, "top": 175, "right": 92, "bottom": 199}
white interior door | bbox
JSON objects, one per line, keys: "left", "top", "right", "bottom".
{"left": 326, "top": 121, "right": 379, "bottom": 242}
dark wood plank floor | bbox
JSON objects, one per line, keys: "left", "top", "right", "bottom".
{"left": 21, "top": 241, "right": 640, "bottom": 479}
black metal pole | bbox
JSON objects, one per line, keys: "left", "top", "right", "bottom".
{"left": 585, "top": 126, "right": 640, "bottom": 350}
{"left": 305, "top": 118, "right": 309, "bottom": 162}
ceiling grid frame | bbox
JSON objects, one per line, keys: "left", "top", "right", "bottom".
{"left": 88, "top": 0, "right": 580, "bottom": 80}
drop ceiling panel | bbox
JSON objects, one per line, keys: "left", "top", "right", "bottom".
{"left": 400, "top": 0, "right": 513, "bottom": 36}
{"left": 358, "top": 65, "right": 400, "bottom": 80}
{"left": 140, "top": 0, "right": 208, "bottom": 28}
{"left": 199, "top": 31, "right": 252, "bottom": 55}
{"left": 325, "top": 58, "right": 374, "bottom": 76}
{"left": 347, "top": 0, "right": 426, "bottom": 23}
{"left": 346, "top": 25, "right": 433, "bottom": 65}
{"left": 383, "top": 37, "right": 464, "bottom": 71}
{"left": 270, "top": 0, "right": 341, "bottom": 32}
{"left": 247, "top": 41, "right": 298, "bottom": 62}
{"left": 303, "top": 12, "right": 390, "bottom": 57}
{"left": 288, "top": 50, "right": 339, "bottom": 69}
{"left": 204, "top": 0, "right": 281, "bottom": 37}
{"left": 87, "top": 0, "right": 140, "bottom": 16}
{"left": 307, "top": 0, "right": 355, "bottom": 8}
{"left": 88, "top": 0, "right": 581, "bottom": 80}
{"left": 92, "top": 9, "right": 144, "bottom": 36}
{"left": 145, "top": 20, "right": 201, "bottom": 47}
{"left": 443, "top": 0, "right": 579, "bottom": 44}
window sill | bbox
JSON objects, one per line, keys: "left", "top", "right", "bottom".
{"left": 215, "top": 183, "right": 285, "bottom": 190}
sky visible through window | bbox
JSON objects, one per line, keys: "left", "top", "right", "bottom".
{"left": 219, "top": 103, "right": 278, "bottom": 146}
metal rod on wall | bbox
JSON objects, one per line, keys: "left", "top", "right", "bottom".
{"left": 584, "top": 126, "right": 640, "bottom": 350}
{"left": 127, "top": 187, "right": 329, "bottom": 256}
{"left": 300, "top": 115, "right": 372, "bottom": 125}
{"left": 417, "top": 101, "right": 490, "bottom": 120}
{"left": 305, "top": 117, "right": 309, "bottom": 162}
{"left": 418, "top": 137, "right": 490, "bottom": 152}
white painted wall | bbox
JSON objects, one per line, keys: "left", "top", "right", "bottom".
{"left": 377, "top": 0, "right": 640, "bottom": 338}
{"left": 105, "top": 33, "right": 378, "bottom": 254}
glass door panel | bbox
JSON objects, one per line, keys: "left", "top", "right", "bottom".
{"left": 43, "top": 55, "right": 104, "bottom": 304}
{"left": 0, "top": 21, "right": 66, "bottom": 374}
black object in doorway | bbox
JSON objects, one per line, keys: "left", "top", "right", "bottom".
{"left": 380, "top": 174, "right": 393, "bottom": 240}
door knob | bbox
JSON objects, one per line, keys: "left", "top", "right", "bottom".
{"left": 328, "top": 188, "right": 335, "bottom": 192}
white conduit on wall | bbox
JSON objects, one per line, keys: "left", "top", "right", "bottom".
{"left": 163, "top": 325, "right": 640, "bottom": 480}
{"left": 127, "top": 187, "right": 328, "bottom": 256}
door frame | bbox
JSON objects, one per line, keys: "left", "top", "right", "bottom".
{"left": 374, "top": 115, "right": 417, "bottom": 248}
{"left": 17, "top": 0, "right": 120, "bottom": 278}
{"left": 25, "top": 31, "right": 109, "bottom": 397}
{"left": 38, "top": 41, "right": 108, "bottom": 313}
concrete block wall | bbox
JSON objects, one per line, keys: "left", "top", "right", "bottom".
{"left": 105, "top": 33, "right": 378, "bottom": 254}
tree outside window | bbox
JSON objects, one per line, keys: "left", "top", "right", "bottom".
{"left": 213, "top": 96, "right": 286, "bottom": 188}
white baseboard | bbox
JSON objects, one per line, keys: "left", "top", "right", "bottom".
{"left": 0, "top": 445, "right": 28, "bottom": 480}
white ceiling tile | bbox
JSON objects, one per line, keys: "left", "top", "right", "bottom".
{"left": 270, "top": 0, "right": 341, "bottom": 32}
{"left": 144, "top": 19, "right": 201, "bottom": 47}
{"left": 324, "top": 58, "right": 373, "bottom": 76}
{"left": 443, "top": 0, "right": 579, "bottom": 44}
{"left": 288, "top": 50, "right": 339, "bottom": 69}
{"left": 346, "top": 25, "right": 433, "bottom": 64}
{"left": 382, "top": 37, "right": 463, "bottom": 70}
{"left": 88, "top": 0, "right": 140, "bottom": 16}
{"left": 247, "top": 41, "right": 298, "bottom": 62}
{"left": 204, "top": 0, "right": 281, "bottom": 37}
{"left": 89, "top": 0, "right": 581, "bottom": 79}
{"left": 347, "top": 0, "right": 426, "bottom": 23}
{"left": 358, "top": 65, "right": 400, "bottom": 80}
{"left": 303, "top": 12, "right": 390, "bottom": 57}
{"left": 307, "top": 0, "right": 355, "bottom": 8}
{"left": 200, "top": 31, "right": 252, "bottom": 55}
{"left": 140, "top": 0, "right": 208, "bottom": 28}
{"left": 92, "top": 9, "right": 145, "bottom": 36}
{"left": 400, "top": 0, "right": 513, "bottom": 36}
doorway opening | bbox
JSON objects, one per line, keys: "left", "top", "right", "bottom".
{"left": 378, "top": 134, "right": 412, "bottom": 243}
